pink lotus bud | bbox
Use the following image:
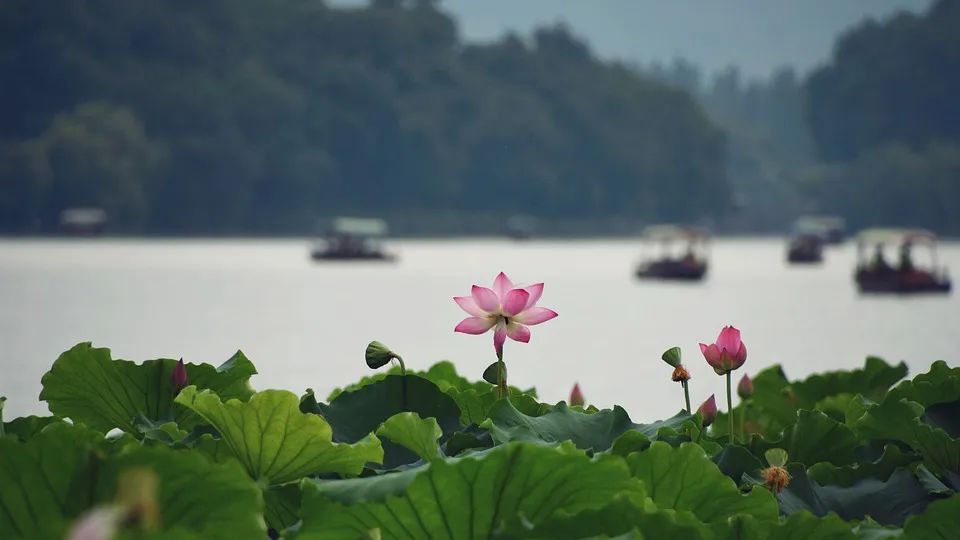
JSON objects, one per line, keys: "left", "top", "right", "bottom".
{"left": 698, "top": 394, "right": 718, "bottom": 427}
{"left": 171, "top": 359, "right": 188, "bottom": 394}
{"left": 569, "top": 383, "right": 585, "bottom": 407}
{"left": 699, "top": 325, "right": 747, "bottom": 375}
{"left": 737, "top": 374, "right": 754, "bottom": 399}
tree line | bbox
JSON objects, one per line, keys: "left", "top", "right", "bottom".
{"left": 0, "top": 0, "right": 726, "bottom": 234}
{"left": 2, "top": 0, "right": 958, "bottom": 235}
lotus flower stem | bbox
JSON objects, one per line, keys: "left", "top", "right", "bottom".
{"left": 394, "top": 355, "right": 407, "bottom": 377}
{"left": 496, "top": 352, "right": 506, "bottom": 400}
{"left": 741, "top": 403, "right": 747, "bottom": 441}
{"left": 682, "top": 380, "right": 691, "bottom": 414}
{"left": 726, "top": 372, "right": 734, "bottom": 445}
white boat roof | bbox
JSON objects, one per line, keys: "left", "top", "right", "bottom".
{"left": 59, "top": 207, "right": 107, "bottom": 226}
{"left": 327, "top": 217, "right": 388, "bottom": 236}
{"left": 793, "top": 215, "right": 845, "bottom": 234}
{"left": 795, "top": 215, "right": 845, "bottom": 228}
{"left": 856, "top": 228, "right": 937, "bottom": 245}
{"left": 643, "top": 224, "right": 710, "bottom": 241}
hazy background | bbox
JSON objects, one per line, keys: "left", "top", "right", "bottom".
{"left": 2, "top": 0, "right": 959, "bottom": 235}
{"left": 1, "top": 1, "right": 958, "bottom": 419}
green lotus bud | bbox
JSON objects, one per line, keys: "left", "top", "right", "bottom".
{"left": 365, "top": 341, "right": 398, "bottom": 370}
{"left": 765, "top": 448, "right": 788, "bottom": 468}
{"left": 661, "top": 346, "right": 682, "bottom": 368}
{"left": 482, "top": 361, "right": 506, "bottom": 385}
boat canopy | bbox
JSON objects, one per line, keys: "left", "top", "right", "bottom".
{"left": 60, "top": 207, "right": 107, "bottom": 227}
{"left": 856, "top": 228, "right": 937, "bottom": 246}
{"left": 328, "top": 217, "right": 389, "bottom": 237}
{"left": 643, "top": 224, "right": 710, "bottom": 242}
{"left": 793, "top": 215, "right": 845, "bottom": 235}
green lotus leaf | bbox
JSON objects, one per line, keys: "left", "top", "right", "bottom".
{"left": 326, "top": 360, "right": 528, "bottom": 401}
{"left": 175, "top": 387, "right": 383, "bottom": 484}
{"left": 885, "top": 361, "right": 960, "bottom": 438}
{"left": 791, "top": 357, "right": 908, "bottom": 406}
{"left": 712, "top": 444, "right": 764, "bottom": 485}
{"left": 751, "top": 410, "right": 861, "bottom": 467}
{"left": 304, "top": 375, "right": 462, "bottom": 470}
{"left": 40, "top": 342, "right": 256, "bottom": 433}
{"left": 808, "top": 444, "right": 921, "bottom": 487}
{"left": 766, "top": 464, "right": 939, "bottom": 526}
{"left": 626, "top": 442, "right": 779, "bottom": 524}
{"left": 855, "top": 398, "right": 960, "bottom": 475}
{"left": 1, "top": 421, "right": 265, "bottom": 540}
{"left": 512, "top": 495, "right": 711, "bottom": 539}
{"left": 376, "top": 412, "right": 443, "bottom": 462}
{"left": 2, "top": 414, "right": 61, "bottom": 441}
{"left": 263, "top": 483, "right": 302, "bottom": 533}
{"left": 484, "top": 399, "right": 693, "bottom": 451}
{"left": 0, "top": 422, "right": 103, "bottom": 539}
{"left": 852, "top": 518, "right": 903, "bottom": 540}
{"left": 914, "top": 464, "right": 955, "bottom": 496}
{"left": 747, "top": 365, "right": 798, "bottom": 431}
{"left": 814, "top": 393, "right": 858, "bottom": 423}
{"left": 764, "top": 511, "right": 855, "bottom": 540}
{"left": 325, "top": 360, "right": 540, "bottom": 426}
{"left": 442, "top": 428, "right": 492, "bottom": 457}
{"left": 903, "top": 492, "right": 960, "bottom": 539}
{"left": 748, "top": 358, "right": 907, "bottom": 434}
{"left": 93, "top": 445, "right": 266, "bottom": 539}
{"left": 923, "top": 400, "right": 960, "bottom": 439}
{"left": 138, "top": 421, "right": 190, "bottom": 445}
{"left": 708, "top": 513, "right": 841, "bottom": 540}
{"left": 843, "top": 394, "right": 874, "bottom": 428}
{"left": 885, "top": 361, "right": 960, "bottom": 409}
{"left": 444, "top": 386, "right": 494, "bottom": 425}
{"left": 298, "top": 442, "right": 644, "bottom": 539}
{"left": 609, "top": 430, "right": 654, "bottom": 457}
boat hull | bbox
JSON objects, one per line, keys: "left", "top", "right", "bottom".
{"left": 787, "top": 251, "right": 823, "bottom": 264}
{"left": 855, "top": 271, "right": 951, "bottom": 294}
{"left": 311, "top": 250, "right": 396, "bottom": 262}
{"left": 636, "top": 261, "right": 707, "bottom": 281}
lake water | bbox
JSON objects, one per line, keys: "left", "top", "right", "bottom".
{"left": 1, "top": 238, "right": 957, "bottom": 422}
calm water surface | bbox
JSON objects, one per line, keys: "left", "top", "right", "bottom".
{"left": 1, "top": 238, "right": 957, "bottom": 421}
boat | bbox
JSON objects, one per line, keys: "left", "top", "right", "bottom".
{"left": 793, "top": 215, "right": 846, "bottom": 244}
{"left": 310, "top": 217, "right": 396, "bottom": 262}
{"left": 59, "top": 207, "right": 107, "bottom": 236}
{"left": 635, "top": 225, "right": 709, "bottom": 281}
{"left": 854, "top": 228, "right": 951, "bottom": 294}
{"left": 786, "top": 233, "right": 824, "bottom": 264}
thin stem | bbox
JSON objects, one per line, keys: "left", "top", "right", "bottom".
{"left": 394, "top": 355, "right": 406, "bottom": 377}
{"left": 741, "top": 402, "right": 747, "bottom": 442}
{"left": 682, "top": 380, "right": 691, "bottom": 414}
{"left": 726, "top": 372, "right": 734, "bottom": 445}
{"left": 497, "top": 351, "right": 506, "bottom": 400}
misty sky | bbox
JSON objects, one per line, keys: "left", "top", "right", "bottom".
{"left": 340, "top": 0, "right": 935, "bottom": 79}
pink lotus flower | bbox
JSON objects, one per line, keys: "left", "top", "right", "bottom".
{"left": 454, "top": 272, "right": 558, "bottom": 357}
{"left": 569, "top": 383, "right": 585, "bottom": 407}
{"left": 698, "top": 394, "right": 718, "bottom": 427}
{"left": 699, "top": 326, "right": 747, "bottom": 375}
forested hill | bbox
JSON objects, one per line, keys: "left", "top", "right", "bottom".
{"left": 801, "top": 0, "right": 960, "bottom": 234}
{"left": 0, "top": 0, "right": 727, "bottom": 234}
